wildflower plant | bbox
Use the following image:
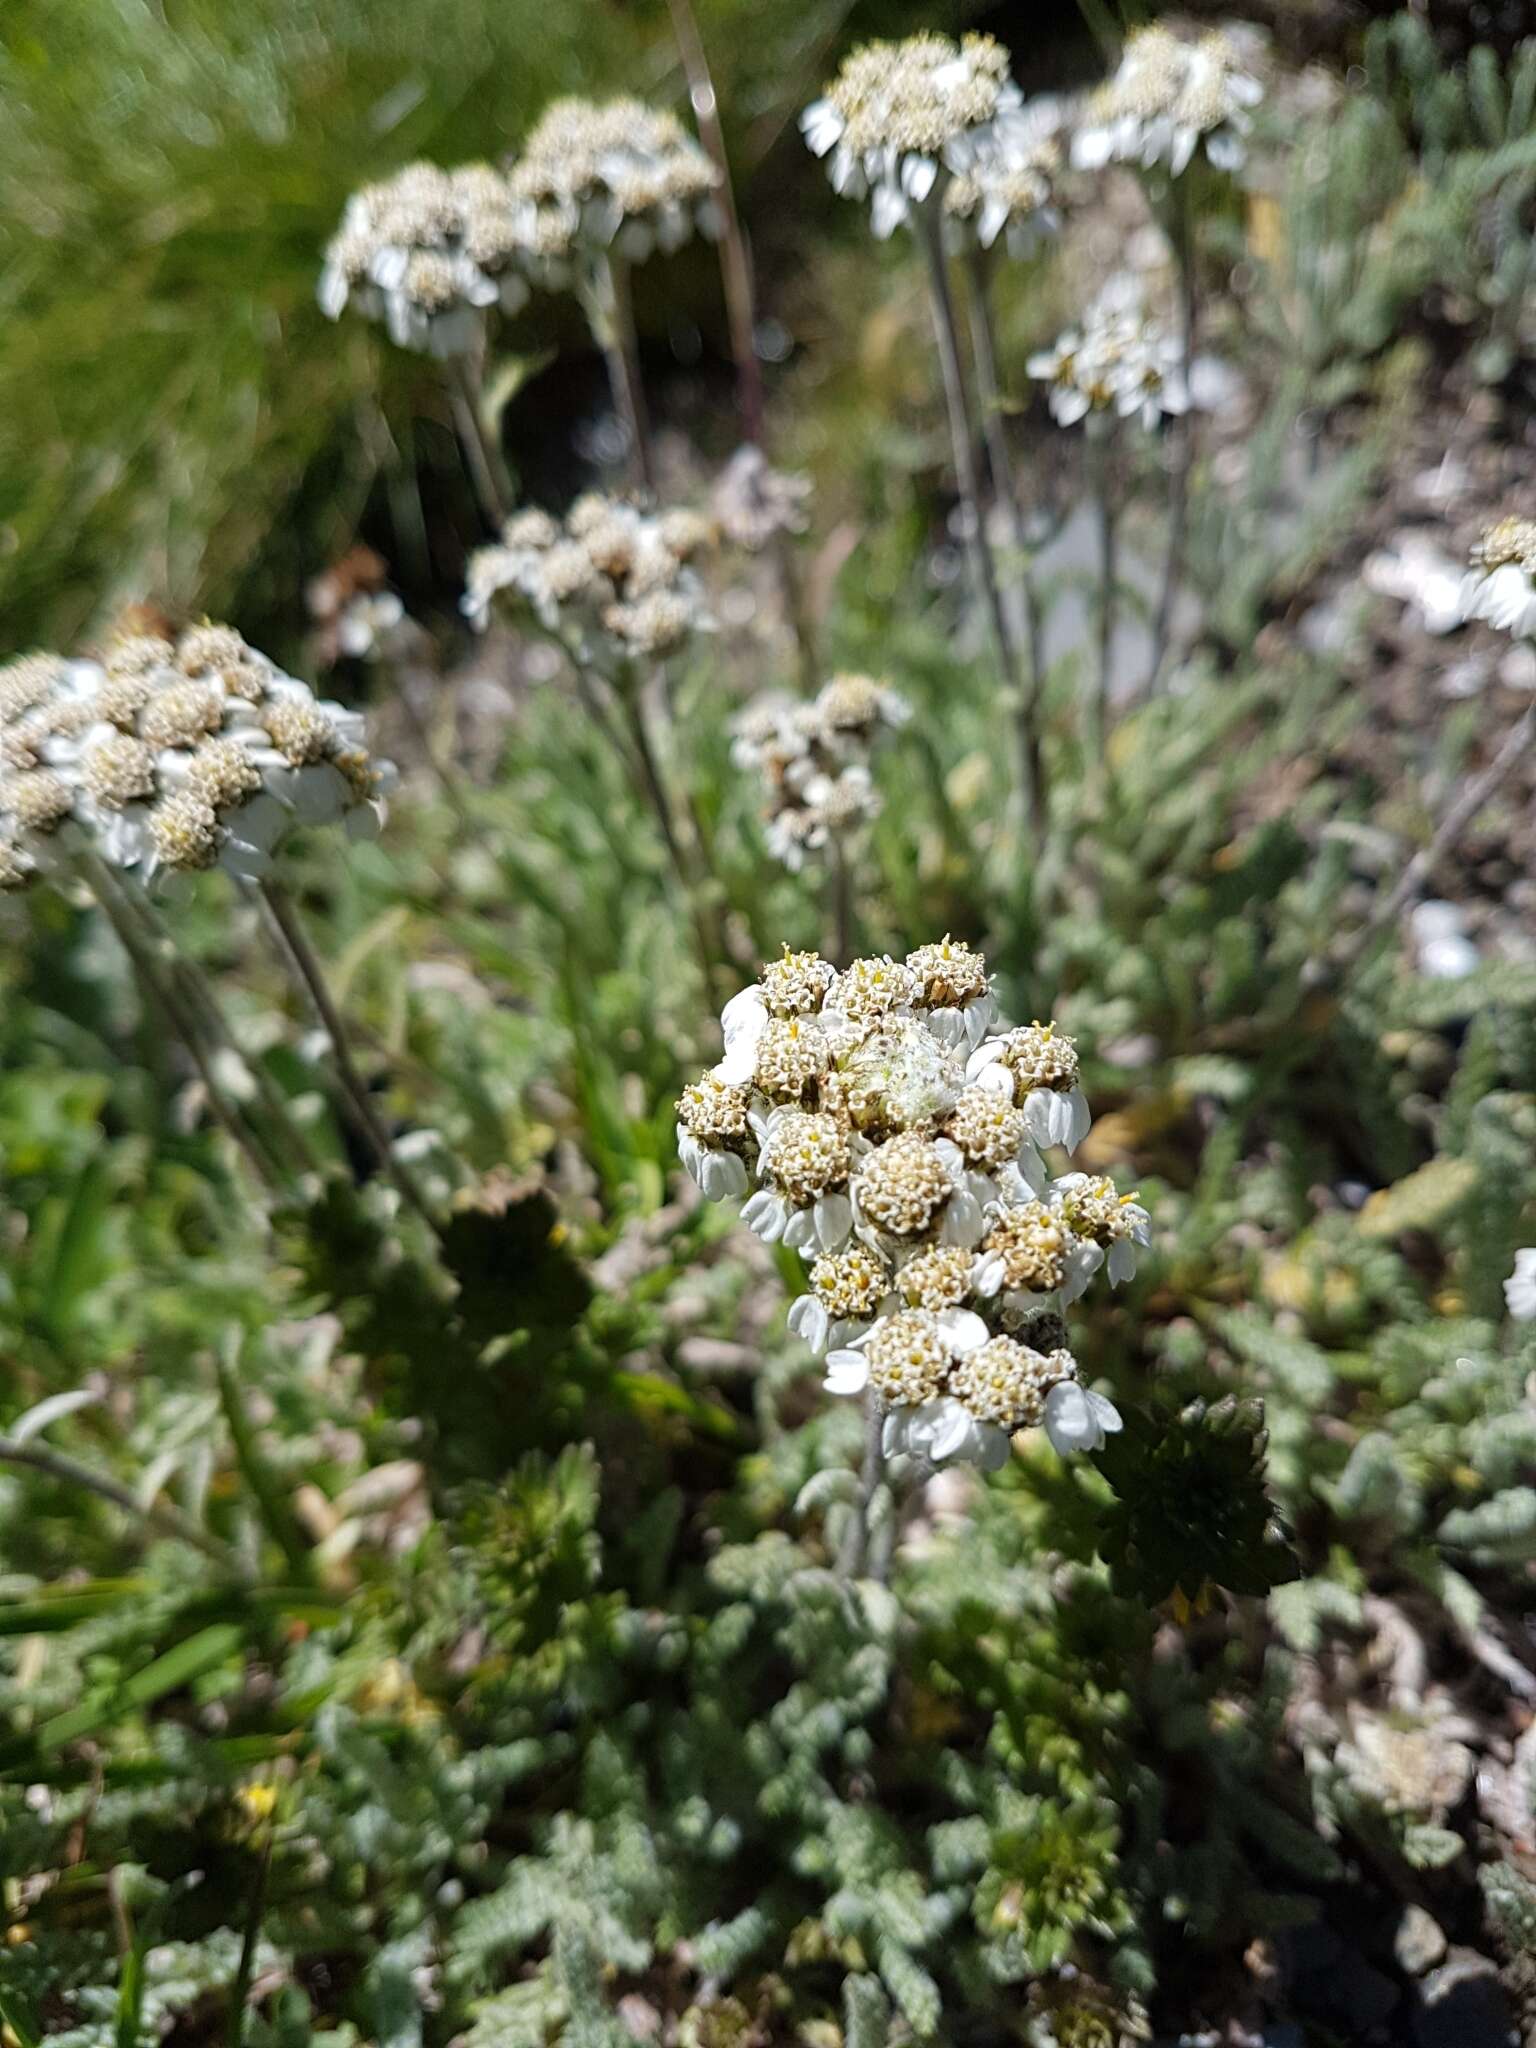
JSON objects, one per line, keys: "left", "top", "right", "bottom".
{"left": 678, "top": 942, "right": 1146, "bottom": 1473}
{"left": 1071, "top": 25, "right": 1265, "bottom": 693}
{"left": 506, "top": 96, "right": 721, "bottom": 487}
{"left": 802, "top": 35, "right": 1046, "bottom": 835}
{"left": 318, "top": 161, "right": 531, "bottom": 356}
{"left": 731, "top": 673, "right": 909, "bottom": 876}
{"left": 1071, "top": 25, "right": 1263, "bottom": 179}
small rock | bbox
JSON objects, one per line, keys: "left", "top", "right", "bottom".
{"left": 1395, "top": 1904, "right": 1448, "bottom": 1976}
{"left": 1411, "top": 1948, "right": 1517, "bottom": 2048}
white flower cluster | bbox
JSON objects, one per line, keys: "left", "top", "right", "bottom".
{"left": 944, "top": 97, "right": 1065, "bottom": 257}
{"left": 462, "top": 496, "right": 713, "bottom": 668}
{"left": 801, "top": 33, "right": 1024, "bottom": 239}
{"left": 1459, "top": 516, "right": 1536, "bottom": 640}
{"left": 711, "top": 446, "right": 813, "bottom": 554}
{"left": 1508, "top": 1249, "right": 1536, "bottom": 1323}
{"left": 1072, "top": 25, "right": 1262, "bottom": 178}
{"left": 318, "top": 162, "right": 531, "bottom": 356}
{"left": 506, "top": 98, "right": 721, "bottom": 282}
{"left": 732, "top": 674, "right": 910, "bottom": 872}
{"left": 676, "top": 942, "right": 1148, "bottom": 1470}
{"left": 0, "top": 627, "right": 394, "bottom": 893}
{"left": 1028, "top": 293, "right": 1191, "bottom": 430}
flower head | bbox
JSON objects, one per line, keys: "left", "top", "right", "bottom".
{"left": 320, "top": 161, "right": 531, "bottom": 355}
{"left": 679, "top": 944, "right": 1138, "bottom": 1469}
{"left": 1, "top": 625, "right": 394, "bottom": 888}
{"left": 1460, "top": 516, "right": 1536, "bottom": 639}
{"left": 802, "top": 33, "right": 1024, "bottom": 238}
{"left": 712, "top": 446, "right": 812, "bottom": 552}
{"left": 507, "top": 98, "right": 720, "bottom": 282}
{"left": 463, "top": 495, "right": 711, "bottom": 669}
{"left": 944, "top": 97, "right": 1065, "bottom": 255}
{"left": 1028, "top": 292, "right": 1190, "bottom": 431}
{"left": 1072, "top": 25, "right": 1263, "bottom": 178}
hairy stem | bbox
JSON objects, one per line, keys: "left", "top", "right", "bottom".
{"left": 256, "top": 880, "right": 441, "bottom": 1235}
{"left": 1087, "top": 418, "right": 1117, "bottom": 803}
{"left": 81, "top": 855, "right": 287, "bottom": 1193}
{"left": 448, "top": 350, "right": 515, "bottom": 529}
{"left": 963, "top": 247, "right": 1044, "bottom": 834}
{"left": 1148, "top": 178, "right": 1197, "bottom": 693}
{"left": 916, "top": 208, "right": 1030, "bottom": 831}
{"left": 665, "top": 0, "right": 765, "bottom": 446}
{"left": 0, "top": 1432, "right": 247, "bottom": 1576}
{"left": 838, "top": 1394, "right": 886, "bottom": 1581}
{"left": 118, "top": 875, "right": 322, "bottom": 1180}
{"left": 591, "top": 252, "right": 656, "bottom": 494}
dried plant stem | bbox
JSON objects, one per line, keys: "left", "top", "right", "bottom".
{"left": 590, "top": 253, "right": 656, "bottom": 494}
{"left": 256, "top": 879, "right": 441, "bottom": 1235}
{"left": 962, "top": 248, "right": 1044, "bottom": 834}
{"left": 1086, "top": 418, "right": 1118, "bottom": 802}
{"left": 1345, "top": 698, "right": 1536, "bottom": 975}
{"left": 81, "top": 855, "right": 287, "bottom": 1193}
{"left": 448, "top": 351, "right": 514, "bottom": 529}
{"left": 0, "top": 1431, "right": 247, "bottom": 1575}
{"left": 917, "top": 209, "right": 1030, "bottom": 829}
{"left": 1148, "top": 179, "right": 1197, "bottom": 694}
{"left": 665, "top": 0, "right": 765, "bottom": 446}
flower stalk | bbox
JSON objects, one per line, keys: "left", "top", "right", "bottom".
{"left": 1148, "top": 175, "right": 1198, "bottom": 693}
{"left": 962, "top": 245, "right": 1045, "bottom": 835}
{"left": 255, "top": 879, "right": 441, "bottom": 1235}
{"left": 916, "top": 206, "right": 1032, "bottom": 833}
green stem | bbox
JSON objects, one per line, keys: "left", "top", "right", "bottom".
{"left": 916, "top": 206, "right": 1029, "bottom": 833}
{"left": 1087, "top": 417, "right": 1117, "bottom": 804}
{"left": 962, "top": 245, "right": 1044, "bottom": 835}
{"left": 81, "top": 856, "right": 286, "bottom": 1193}
{"left": 1148, "top": 177, "right": 1197, "bottom": 694}
{"left": 0, "top": 1431, "right": 247, "bottom": 1576}
{"left": 664, "top": 0, "right": 765, "bottom": 446}
{"left": 590, "top": 252, "right": 655, "bottom": 494}
{"left": 256, "top": 880, "right": 441, "bottom": 1236}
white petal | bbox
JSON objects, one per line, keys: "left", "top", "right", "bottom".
{"left": 814, "top": 1191, "right": 853, "bottom": 1252}
{"left": 938, "top": 1307, "right": 989, "bottom": 1355}
{"left": 824, "top": 1350, "right": 870, "bottom": 1395}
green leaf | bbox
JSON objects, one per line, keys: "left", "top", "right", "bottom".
{"left": 1096, "top": 1397, "right": 1299, "bottom": 1604}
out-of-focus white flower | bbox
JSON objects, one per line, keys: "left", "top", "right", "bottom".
{"left": 1028, "top": 295, "right": 1190, "bottom": 431}
{"left": 677, "top": 944, "right": 1142, "bottom": 1470}
{"left": 1506, "top": 1248, "right": 1536, "bottom": 1322}
{"left": 463, "top": 495, "right": 712, "bottom": 671}
{"left": 1459, "top": 516, "right": 1536, "bottom": 639}
{"left": 1362, "top": 534, "right": 1466, "bottom": 638}
{"left": 801, "top": 33, "right": 1023, "bottom": 239}
{"left": 1043, "top": 1381, "right": 1123, "bottom": 1455}
{"left": 336, "top": 592, "right": 408, "bottom": 661}
{"left": 506, "top": 98, "right": 720, "bottom": 283}
{"left": 0, "top": 629, "right": 395, "bottom": 891}
{"left": 736, "top": 673, "right": 908, "bottom": 873}
{"left": 319, "top": 162, "right": 530, "bottom": 356}
{"left": 712, "top": 446, "right": 812, "bottom": 552}
{"left": 1409, "top": 900, "right": 1479, "bottom": 980}
{"left": 1072, "top": 25, "right": 1263, "bottom": 179}
{"left": 944, "top": 95, "right": 1065, "bottom": 256}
